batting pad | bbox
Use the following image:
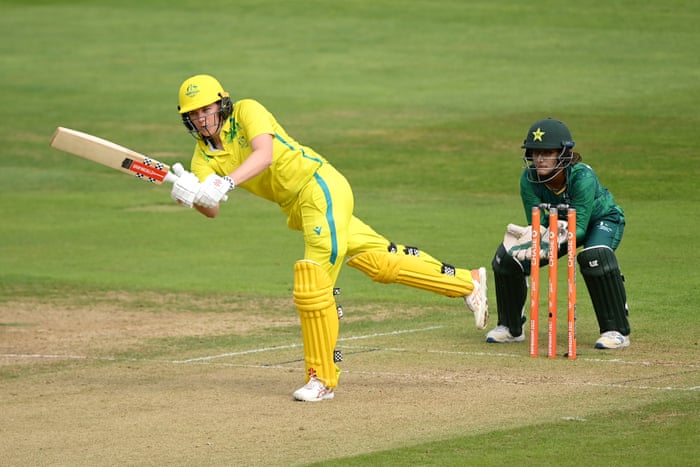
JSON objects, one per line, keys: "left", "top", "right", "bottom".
{"left": 294, "top": 260, "right": 340, "bottom": 389}
{"left": 346, "top": 250, "right": 472, "bottom": 298}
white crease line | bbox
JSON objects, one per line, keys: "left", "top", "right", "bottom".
{"left": 174, "top": 343, "right": 303, "bottom": 363}
{"left": 5, "top": 352, "right": 694, "bottom": 392}
{"left": 165, "top": 362, "right": 700, "bottom": 392}
{"left": 339, "top": 325, "right": 444, "bottom": 341}
{"left": 572, "top": 381, "right": 698, "bottom": 391}
{"left": 1, "top": 354, "right": 90, "bottom": 360}
{"left": 173, "top": 325, "right": 445, "bottom": 363}
{"left": 2, "top": 323, "right": 699, "bottom": 382}
{"left": 2, "top": 352, "right": 697, "bottom": 392}
{"left": 338, "top": 345, "right": 700, "bottom": 369}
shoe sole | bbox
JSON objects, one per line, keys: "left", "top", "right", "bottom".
{"left": 485, "top": 336, "right": 525, "bottom": 343}
{"left": 594, "top": 341, "right": 630, "bottom": 350}
{"left": 473, "top": 267, "right": 488, "bottom": 330}
{"left": 485, "top": 330, "right": 525, "bottom": 344}
{"left": 293, "top": 391, "right": 335, "bottom": 402}
{"left": 594, "top": 334, "right": 630, "bottom": 350}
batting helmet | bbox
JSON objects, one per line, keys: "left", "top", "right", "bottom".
{"left": 522, "top": 118, "right": 575, "bottom": 152}
{"left": 178, "top": 75, "right": 231, "bottom": 113}
{"left": 177, "top": 74, "right": 233, "bottom": 138}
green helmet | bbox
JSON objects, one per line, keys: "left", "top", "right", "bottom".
{"left": 522, "top": 118, "right": 576, "bottom": 184}
{"left": 522, "top": 118, "right": 575, "bottom": 151}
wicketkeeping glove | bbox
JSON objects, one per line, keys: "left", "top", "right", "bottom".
{"left": 170, "top": 168, "right": 201, "bottom": 208}
{"left": 503, "top": 221, "right": 568, "bottom": 262}
{"left": 194, "top": 173, "right": 235, "bottom": 209}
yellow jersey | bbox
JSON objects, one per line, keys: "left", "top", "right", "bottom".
{"left": 189, "top": 99, "right": 326, "bottom": 206}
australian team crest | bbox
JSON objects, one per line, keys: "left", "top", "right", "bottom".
{"left": 185, "top": 84, "right": 199, "bottom": 98}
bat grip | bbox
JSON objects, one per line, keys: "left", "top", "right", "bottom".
{"left": 164, "top": 172, "right": 180, "bottom": 184}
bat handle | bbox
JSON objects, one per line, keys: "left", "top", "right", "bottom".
{"left": 164, "top": 170, "right": 228, "bottom": 202}
{"left": 164, "top": 171, "right": 180, "bottom": 184}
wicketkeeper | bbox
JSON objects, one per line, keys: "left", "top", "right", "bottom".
{"left": 169, "top": 74, "right": 489, "bottom": 401}
{"left": 487, "top": 118, "right": 631, "bottom": 349}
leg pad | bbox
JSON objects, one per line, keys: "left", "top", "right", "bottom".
{"left": 346, "top": 250, "right": 470, "bottom": 298}
{"left": 492, "top": 244, "right": 527, "bottom": 336}
{"left": 578, "top": 246, "right": 630, "bottom": 335}
{"left": 294, "top": 260, "right": 340, "bottom": 388}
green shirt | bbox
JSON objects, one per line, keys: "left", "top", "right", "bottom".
{"left": 520, "top": 163, "right": 624, "bottom": 242}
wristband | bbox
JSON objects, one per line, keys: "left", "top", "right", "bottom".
{"left": 223, "top": 176, "right": 235, "bottom": 192}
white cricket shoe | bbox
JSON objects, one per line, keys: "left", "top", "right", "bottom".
{"left": 594, "top": 331, "right": 630, "bottom": 349}
{"left": 486, "top": 325, "right": 525, "bottom": 343}
{"left": 464, "top": 267, "right": 489, "bottom": 330}
{"left": 293, "top": 377, "right": 335, "bottom": 402}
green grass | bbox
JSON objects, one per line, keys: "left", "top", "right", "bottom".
{"left": 1, "top": 0, "right": 698, "bottom": 465}
{"left": 308, "top": 395, "right": 700, "bottom": 466}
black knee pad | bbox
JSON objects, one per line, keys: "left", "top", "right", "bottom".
{"left": 578, "top": 246, "right": 630, "bottom": 335}
{"left": 492, "top": 244, "right": 527, "bottom": 336}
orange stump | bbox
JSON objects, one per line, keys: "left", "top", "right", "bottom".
{"left": 567, "top": 208, "right": 577, "bottom": 360}
{"left": 547, "top": 207, "right": 558, "bottom": 359}
{"left": 530, "top": 205, "right": 577, "bottom": 360}
{"left": 529, "top": 206, "right": 540, "bottom": 357}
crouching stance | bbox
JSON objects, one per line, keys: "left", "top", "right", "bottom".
{"left": 169, "top": 74, "right": 489, "bottom": 402}
{"left": 486, "top": 118, "right": 630, "bottom": 349}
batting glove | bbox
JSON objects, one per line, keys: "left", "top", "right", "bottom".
{"left": 170, "top": 170, "right": 201, "bottom": 208}
{"left": 195, "top": 174, "right": 235, "bottom": 209}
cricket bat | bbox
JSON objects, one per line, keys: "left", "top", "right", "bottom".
{"left": 49, "top": 126, "right": 180, "bottom": 184}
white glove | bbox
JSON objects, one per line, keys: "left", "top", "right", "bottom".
{"left": 550, "top": 219, "right": 569, "bottom": 246}
{"left": 194, "top": 173, "right": 235, "bottom": 209}
{"left": 503, "top": 224, "right": 537, "bottom": 261}
{"left": 503, "top": 221, "right": 568, "bottom": 262}
{"left": 539, "top": 220, "right": 568, "bottom": 261}
{"left": 170, "top": 169, "right": 201, "bottom": 208}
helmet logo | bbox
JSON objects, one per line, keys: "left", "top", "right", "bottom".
{"left": 532, "top": 127, "right": 545, "bottom": 142}
{"left": 185, "top": 84, "right": 200, "bottom": 98}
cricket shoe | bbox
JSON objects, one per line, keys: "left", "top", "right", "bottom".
{"left": 485, "top": 325, "right": 525, "bottom": 343}
{"left": 293, "top": 377, "right": 335, "bottom": 402}
{"left": 464, "top": 267, "right": 489, "bottom": 330}
{"left": 594, "top": 331, "right": 630, "bottom": 349}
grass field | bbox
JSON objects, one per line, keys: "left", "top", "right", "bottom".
{"left": 1, "top": 1, "right": 698, "bottom": 465}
